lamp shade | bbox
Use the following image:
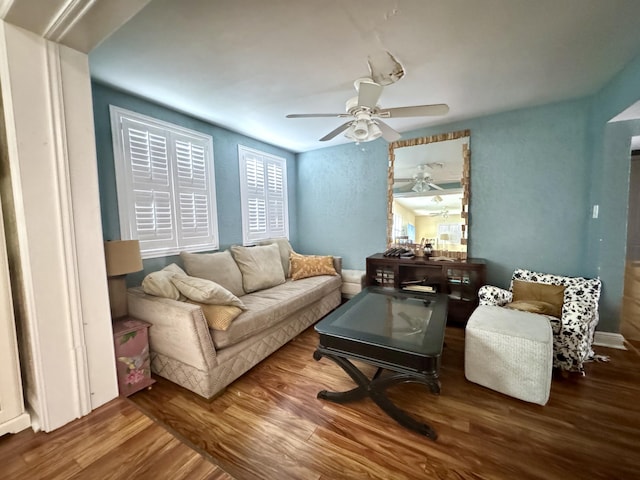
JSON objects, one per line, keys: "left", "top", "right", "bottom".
{"left": 104, "top": 240, "right": 143, "bottom": 276}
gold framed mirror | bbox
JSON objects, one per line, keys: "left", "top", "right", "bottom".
{"left": 387, "top": 130, "right": 471, "bottom": 259}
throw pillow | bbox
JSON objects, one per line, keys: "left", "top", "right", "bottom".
{"left": 180, "top": 250, "right": 245, "bottom": 297}
{"left": 505, "top": 300, "right": 560, "bottom": 317}
{"left": 171, "top": 275, "right": 246, "bottom": 308}
{"left": 512, "top": 280, "right": 565, "bottom": 318}
{"left": 187, "top": 301, "right": 243, "bottom": 331}
{"left": 230, "top": 244, "right": 286, "bottom": 293}
{"left": 141, "top": 263, "right": 188, "bottom": 300}
{"left": 257, "top": 238, "right": 294, "bottom": 277}
{"left": 289, "top": 253, "right": 338, "bottom": 280}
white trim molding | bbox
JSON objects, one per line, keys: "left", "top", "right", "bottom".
{"left": 593, "top": 331, "right": 627, "bottom": 350}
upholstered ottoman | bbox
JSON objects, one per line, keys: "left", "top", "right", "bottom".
{"left": 465, "top": 305, "right": 553, "bottom": 405}
{"left": 341, "top": 269, "right": 365, "bottom": 299}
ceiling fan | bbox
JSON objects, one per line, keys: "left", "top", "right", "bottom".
{"left": 286, "top": 78, "right": 449, "bottom": 143}
{"left": 394, "top": 164, "right": 445, "bottom": 192}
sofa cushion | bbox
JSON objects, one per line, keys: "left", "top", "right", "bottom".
{"left": 211, "top": 274, "right": 341, "bottom": 349}
{"left": 230, "top": 244, "right": 286, "bottom": 293}
{"left": 180, "top": 250, "right": 245, "bottom": 297}
{"left": 171, "top": 275, "right": 246, "bottom": 308}
{"left": 289, "top": 252, "right": 338, "bottom": 280}
{"left": 257, "top": 238, "right": 295, "bottom": 277}
{"left": 142, "top": 263, "right": 187, "bottom": 300}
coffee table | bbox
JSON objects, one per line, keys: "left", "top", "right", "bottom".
{"left": 313, "top": 286, "right": 448, "bottom": 440}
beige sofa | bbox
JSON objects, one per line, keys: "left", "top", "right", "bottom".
{"left": 127, "top": 240, "right": 342, "bottom": 400}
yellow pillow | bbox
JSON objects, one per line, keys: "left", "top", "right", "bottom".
{"left": 289, "top": 253, "right": 337, "bottom": 280}
{"left": 188, "top": 301, "right": 243, "bottom": 331}
{"left": 512, "top": 280, "right": 565, "bottom": 318}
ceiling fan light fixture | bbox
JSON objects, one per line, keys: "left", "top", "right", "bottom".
{"left": 368, "top": 121, "right": 382, "bottom": 140}
{"left": 351, "top": 111, "right": 371, "bottom": 140}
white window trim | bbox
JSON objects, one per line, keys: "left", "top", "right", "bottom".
{"left": 110, "top": 105, "right": 219, "bottom": 259}
{"left": 238, "top": 145, "right": 289, "bottom": 245}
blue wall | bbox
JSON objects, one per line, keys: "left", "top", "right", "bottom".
{"left": 91, "top": 82, "right": 297, "bottom": 285}
{"left": 297, "top": 99, "right": 592, "bottom": 281}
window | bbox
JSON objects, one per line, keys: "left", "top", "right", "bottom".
{"left": 238, "top": 146, "right": 288, "bottom": 244}
{"left": 110, "top": 106, "right": 219, "bottom": 259}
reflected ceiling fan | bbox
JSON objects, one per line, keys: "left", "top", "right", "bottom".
{"left": 394, "top": 164, "right": 445, "bottom": 192}
{"left": 286, "top": 78, "right": 449, "bottom": 143}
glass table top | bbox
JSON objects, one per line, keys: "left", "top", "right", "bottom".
{"left": 315, "top": 287, "right": 448, "bottom": 356}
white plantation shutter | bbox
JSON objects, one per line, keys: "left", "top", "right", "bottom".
{"left": 239, "top": 146, "right": 288, "bottom": 244}
{"left": 111, "top": 106, "right": 218, "bottom": 258}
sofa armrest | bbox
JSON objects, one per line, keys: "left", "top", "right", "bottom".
{"left": 332, "top": 256, "right": 342, "bottom": 276}
{"left": 127, "top": 287, "right": 217, "bottom": 372}
{"left": 478, "top": 285, "right": 512, "bottom": 306}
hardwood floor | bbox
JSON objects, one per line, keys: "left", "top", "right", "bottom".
{"left": 0, "top": 396, "right": 233, "bottom": 480}
{"left": 128, "top": 326, "right": 640, "bottom": 480}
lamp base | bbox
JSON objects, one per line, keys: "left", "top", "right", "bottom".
{"left": 107, "top": 276, "right": 129, "bottom": 319}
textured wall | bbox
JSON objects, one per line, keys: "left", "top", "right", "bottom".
{"left": 296, "top": 141, "right": 389, "bottom": 266}
{"left": 297, "top": 99, "right": 592, "bottom": 285}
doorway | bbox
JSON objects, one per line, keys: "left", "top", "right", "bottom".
{"left": 621, "top": 145, "right": 640, "bottom": 348}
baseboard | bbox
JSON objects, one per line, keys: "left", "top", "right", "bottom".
{"left": 593, "top": 331, "right": 627, "bottom": 350}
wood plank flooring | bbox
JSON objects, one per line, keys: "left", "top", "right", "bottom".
{"left": 129, "top": 326, "right": 640, "bottom": 480}
{"left": 0, "top": 396, "right": 233, "bottom": 480}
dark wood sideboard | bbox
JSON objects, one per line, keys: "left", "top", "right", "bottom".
{"left": 365, "top": 253, "right": 487, "bottom": 325}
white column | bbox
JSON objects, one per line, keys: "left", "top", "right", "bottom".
{"left": 0, "top": 21, "right": 118, "bottom": 431}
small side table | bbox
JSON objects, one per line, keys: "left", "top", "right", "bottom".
{"left": 112, "top": 317, "right": 155, "bottom": 396}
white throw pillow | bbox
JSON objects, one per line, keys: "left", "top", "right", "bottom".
{"left": 141, "top": 263, "right": 188, "bottom": 300}
{"left": 230, "top": 244, "right": 286, "bottom": 293}
{"left": 171, "top": 275, "right": 246, "bottom": 308}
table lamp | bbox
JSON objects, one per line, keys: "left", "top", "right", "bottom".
{"left": 104, "top": 240, "right": 143, "bottom": 319}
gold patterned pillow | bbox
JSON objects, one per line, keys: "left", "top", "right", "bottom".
{"left": 289, "top": 253, "right": 337, "bottom": 280}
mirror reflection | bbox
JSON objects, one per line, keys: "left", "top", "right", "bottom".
{"left": 387, "top": 130, "right": 470, "bottom": 259}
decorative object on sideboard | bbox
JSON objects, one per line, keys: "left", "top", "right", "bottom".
{"left": 104, "top": 240, "right": 143, "bottom": 319}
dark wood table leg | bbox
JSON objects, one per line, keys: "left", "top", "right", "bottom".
{"left": 313, "top": 348, "right": 438, "bottom": 440}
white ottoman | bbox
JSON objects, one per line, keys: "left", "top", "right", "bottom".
{"left": 341, "top": 269, "right": 365, "bottom": 299}
{"left": 465, "top": 305, "right": 553, "bottom": 405}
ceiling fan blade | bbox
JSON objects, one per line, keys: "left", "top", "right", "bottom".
{"left": 376, "top": 120, "right": 402, "bottom": 142}
{"left": 357, "top": 81, "right": 383, "bottom": 109}
{"left": 319, "top": 121, "right": 352, "bottom": 142}
{"left": 428, "top": 182, "right": 445, "bottom": 191}
{"left": 394, "top": 178, "right": 413, "bottom": 182}
{"left": 378, "top": 103, "right": 449, "bottom": 118}
{"left": 286, "top": 113, "right": 349, "bottom": 118}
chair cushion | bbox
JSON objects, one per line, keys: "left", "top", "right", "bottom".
{"left": 505, "top": 300, "right": 559, "bottom": 317}
{"left": 511, "top": 280, "right": 565, "bottom": 318}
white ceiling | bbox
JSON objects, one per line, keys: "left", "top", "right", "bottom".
{"left": 89, "top": 0, "right": 640, "bottom": 153}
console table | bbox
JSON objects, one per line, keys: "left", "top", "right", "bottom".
{"left": 365, "top": 254, "right": 486, "bottom": 324}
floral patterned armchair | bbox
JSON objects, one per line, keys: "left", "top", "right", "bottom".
{"left": 478, "top": 268, "right": 602, "bottom": 373}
